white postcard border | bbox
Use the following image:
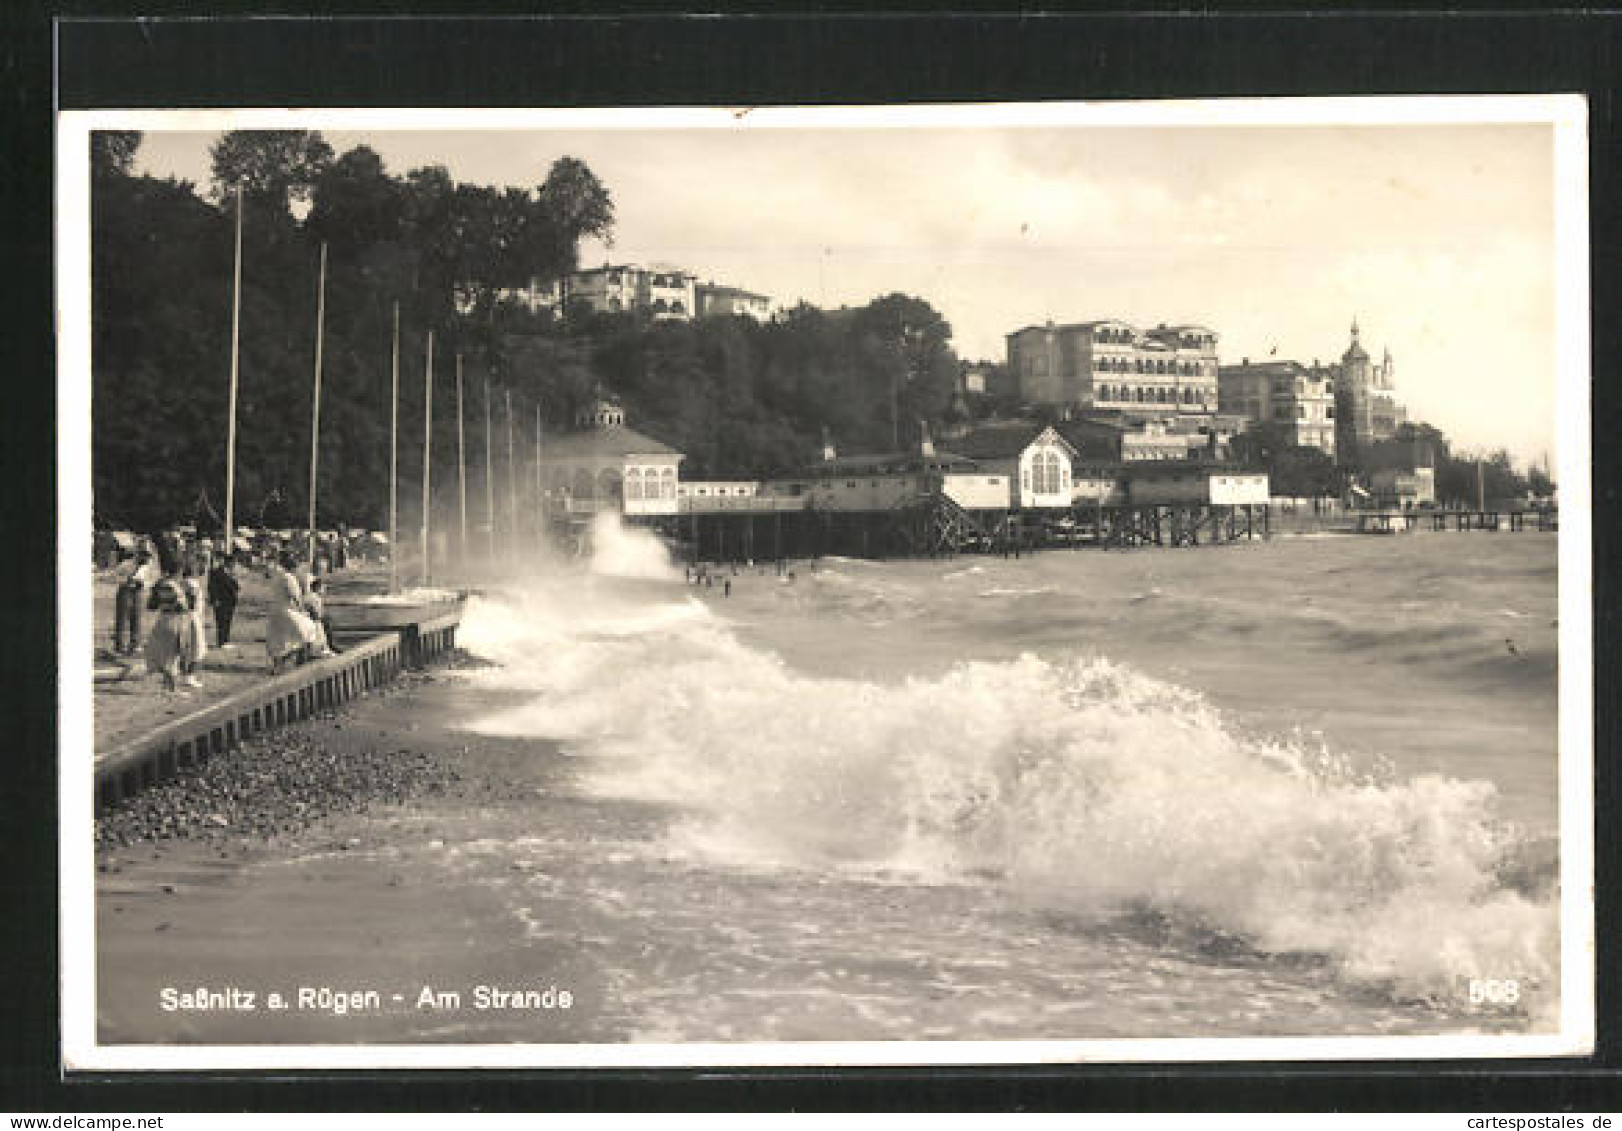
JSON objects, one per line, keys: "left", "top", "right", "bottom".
{"left": 57, "top": 95, "right": 1595, "bottom": 1071}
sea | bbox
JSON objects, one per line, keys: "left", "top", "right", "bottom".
{"left": 405, "top": 514, "right": 1564, "bottom": 1044}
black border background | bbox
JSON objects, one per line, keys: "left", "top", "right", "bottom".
{"left": 4, "top": 6, "right": 1618, "bottom": 1112}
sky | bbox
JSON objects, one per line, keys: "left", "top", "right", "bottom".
{"left": 133, "top": 115, "right": 1567, "bottom": 466}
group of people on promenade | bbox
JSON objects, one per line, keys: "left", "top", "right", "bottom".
{"left": 108, "top": 534, "right": 341, "bottom": 693}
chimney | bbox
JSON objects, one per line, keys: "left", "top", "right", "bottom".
{"left": 821, "top": 426, "right": 837, "bottom": 462}
{"left": 919, "top": 419, "right": 935, "bottom": 458}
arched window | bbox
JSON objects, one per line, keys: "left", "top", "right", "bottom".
{"left": 626, "top": 468, "right": 643, "bottom": 501}
{"left": 1031, "top": 450, "right": 1062, "bottom": 495}
{"left": 661, "top": 467, "right": 675, "bottom": 499}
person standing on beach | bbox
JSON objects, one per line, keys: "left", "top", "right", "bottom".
{"left": 181, "top": 544, "right": 211, "bottom": 677}
{"left": 112, "top": 547, "right": 157, "bottom": 655}
{"left": 143, "top": 574, "right": 193, "bottom": 692}
{"left": 265, "top": 551, "right": 329, "bottom": 673}
{"left": 207, "top": 552, "right": 241, "bottom": 647}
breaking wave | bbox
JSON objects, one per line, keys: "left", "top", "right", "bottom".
{"left": 455, "top": 558, "right": 1559, "bottom": 1022}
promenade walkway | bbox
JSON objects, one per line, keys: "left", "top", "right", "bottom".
{"left": 90, "top": 564, "right": 463, "bottom": 809}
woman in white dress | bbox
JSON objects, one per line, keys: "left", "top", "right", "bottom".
{"left": 265, "top": 551, "right": 329, "bottom": 673}
{"left": 178, "top": 544, "right": 210, "bottom": 684}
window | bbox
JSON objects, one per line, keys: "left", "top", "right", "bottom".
{"left": 626, "top": 468, "right": 643, "bottom": 500}
{"left": 1031, "top": 450, "right": 1062, "bottom": 495}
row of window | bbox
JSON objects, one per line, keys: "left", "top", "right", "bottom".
{"left": 1096, "top": 385, "right": 1212, "bottom": 405}
{"left": 624, "top": 466, "right": 676, "bottom": 502}
{"left": 1272, "top": 405, "right": 1337, "bottom": 421}
{"left": 1094, "top": 357, "right": 1212, "bottom": 376}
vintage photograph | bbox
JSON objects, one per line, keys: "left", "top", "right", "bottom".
{"left": 58, "top": 100, "right": 1592, "bottom": 1068}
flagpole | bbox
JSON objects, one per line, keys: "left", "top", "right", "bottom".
{"left": 223, "top": 185, "right": 243, "bottom": 554}
{"left": 484, "top": 377, "right": 495, "bottom": 566}
{"left": 456, "top": 353, "right": 468, "bottom": 570}
{"left": 421, "top": 330, "right": 434, "bottom": 587}
{"left": 306, "top": 241, "right": 327, "bottom": 569}
{"left": 505, "top": 387, "right": 517, "bottom": 560}
{"left": 388, "top": 303, "right": 400, "bottom": 594}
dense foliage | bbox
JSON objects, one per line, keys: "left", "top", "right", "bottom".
{"left": 91, "top": 130, "right": 964, "bottom": 532}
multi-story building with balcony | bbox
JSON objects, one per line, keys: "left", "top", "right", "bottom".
{"left": 504, "top": 266, "right": 774, "bottom": 324}
{"left": 566, "top": 264, "right": 698, "bottom": 320}
{"left": 1216, "top": 359, "right": 1337, "bottom": 457}
{"left": 1005, "top": 319, "right": 1221, "bottom": 416}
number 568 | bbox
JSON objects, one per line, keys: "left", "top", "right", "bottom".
{"left": 1469, "top": 979, "right": 1520, "bottom": 1005}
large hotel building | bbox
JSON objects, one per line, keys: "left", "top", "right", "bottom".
{"left": 1005, "top": 320, "right": 1221, "bottom": 415}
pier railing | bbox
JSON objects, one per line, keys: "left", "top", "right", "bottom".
{"left": 1352, "top": 509, "right": 1558, "bottom": 534}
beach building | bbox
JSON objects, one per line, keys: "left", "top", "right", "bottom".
{"left": 1124, "top": 465, "right": 1271, "bottom": 505}
{"left": 1216, "top": 359, "right": 1337, "bottom": 457}
{"left": 1360, "top": 435, "right": 1436, "bottom": 508}
{"left": 762, "top": 424, "right": 1004, "bottom": 512}
{"left": 1005, "top": 319, "right": 1220, "bottom": 416}
{"left": 538, "top": 400, "right": 684, "bottom": 517}
{"left": 950, "top": 422, "right": 1079, "bottom": 510}
{"left": 1367, "top": 467, "right": 1436, "bottom": 508}
{"left": 1059, "top": 415, "right": 1227, "bottom": 463}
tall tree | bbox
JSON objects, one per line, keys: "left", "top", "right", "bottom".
{"left": 209, "top": 130, "right": 335, "bottom": 215}
{"left": 532, "top": 156, "right": 615, "bottom": 275}
{"left": 306, "top": 145, "right": 405, "bottom": 254}
{"left": 91, "top": 130, "right": 142, "bottom": 180}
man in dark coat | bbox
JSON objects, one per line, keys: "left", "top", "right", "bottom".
{"left": 207, "top": 553, "right": 242, "bottom": 647}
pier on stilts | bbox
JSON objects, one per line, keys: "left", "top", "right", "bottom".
{"left": 633, "top": 494, "right": 1275, "bottom": 565}
{"left": 1353, "top": 508, "right": 1558, "bottom": 535}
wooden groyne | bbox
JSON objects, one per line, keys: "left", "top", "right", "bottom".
{"left": 94, "top": 609, "right": 461, "bottom": 812}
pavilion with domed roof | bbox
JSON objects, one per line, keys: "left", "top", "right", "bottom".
{"left": 538, "top": 398, "right": 685, "bottom": 517}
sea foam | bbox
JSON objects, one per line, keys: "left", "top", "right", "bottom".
{"left": 455, "top": 535, "right": 1559, "bottom": 1023}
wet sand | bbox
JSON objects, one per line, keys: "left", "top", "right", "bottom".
{"left": 95, "top": 671, "right": 611, "bottom": 1045}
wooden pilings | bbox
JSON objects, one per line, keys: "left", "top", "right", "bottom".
{"left": 94, "top": 612, "right": 461, "bottom": 812}
{"left": 646, "top": 500, "right": 1273, "bottom": 563}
